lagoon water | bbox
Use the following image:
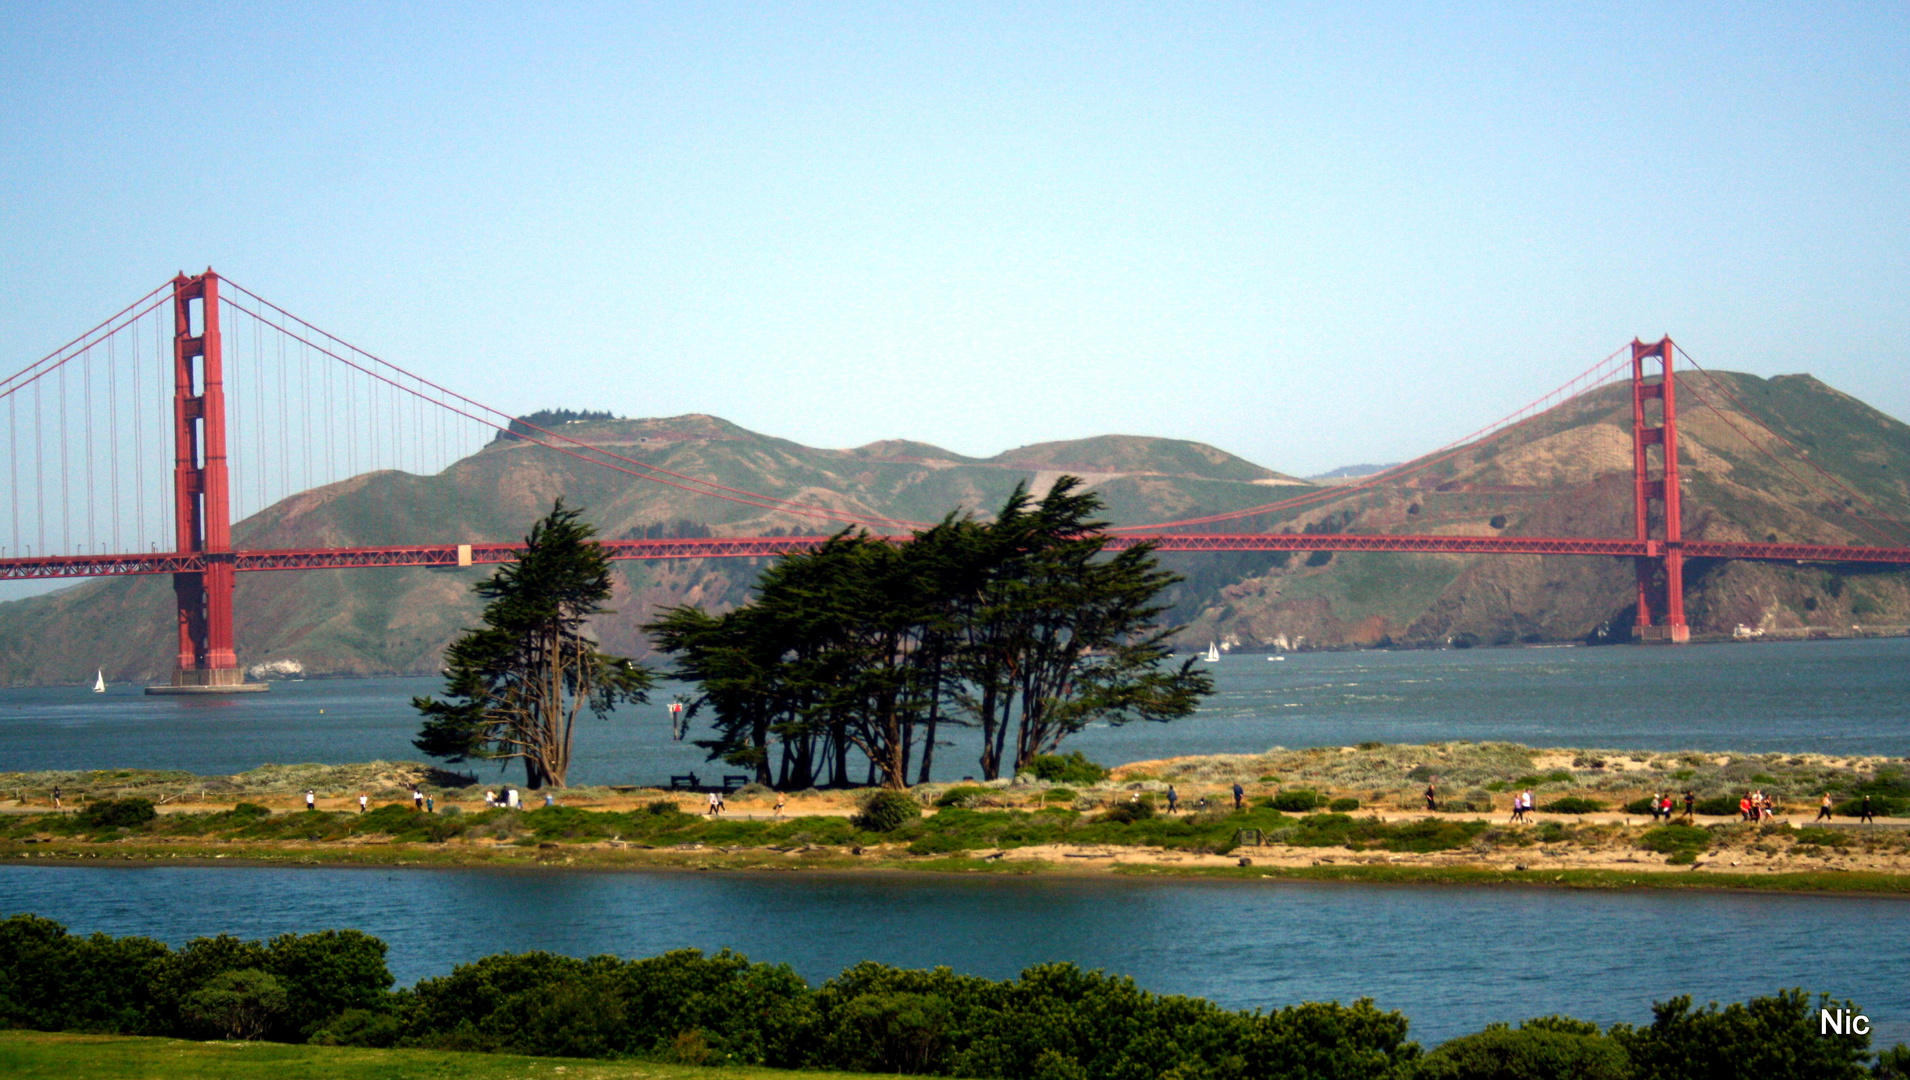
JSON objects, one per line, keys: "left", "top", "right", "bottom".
{"left": 0, "top": 864, "right": 1904, "bottom": 1047}
{"left": 3, "top": 637, "right": 1908, "bottom": 1047}
{"left": 3, "top": 637, "right": 1908, "bottom": 785}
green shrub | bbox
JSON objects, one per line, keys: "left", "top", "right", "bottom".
{"left": 1612, "top": 990, "right": 1873, "bottom": 1080}
{"left": 1356, "top": 740, "right": 1386, "bottom": 750}
{"left": 1044, "top": 787, "right": 1076, "bottom": 803}
{"left": 1415, "top": 1021, "right": 1632, "bottom": 1079}
{"left": 1024, "top": 752, "right": 1109, "bottom": 785}
{"left": 852, "top": 790, "right": 922, "bottom": 833}
{"left": 1537, "top": 797, "right": 1604, "bottom": 815}
{"left": 1638, "top": 824, "right": 1710, "bottom": 854}
{"left": 227, "top": 802, "right": 272, "bottom": 820}
{"left": 1098, "top": 799, "right": 1157, "bottom": 824}
{"left": 76, "top": 798, "right": 157, "bottom": 829}
{"left": 1329, "top": 797, "right": 1360, "bottom": 812}
{"left": 1271, "top": 789, "right": 1323, "bottom": 812}
{"left": 181, "top": 968, "right": 288, "bottom": 1041}
{"left": 308, "top": 1006, "right": 401, "bottom": 1047}
{"left": 935, "top": 786, "right": 991, "bottom": 809}
{"left": 1624, "top": 797, "right": 1659, "bottom": 815}
{"left": 1694, "top": 796, "right": 1738, "bottom": 816}
{"left": 1793, "top": 827, "right": 1852, "bottom": 848}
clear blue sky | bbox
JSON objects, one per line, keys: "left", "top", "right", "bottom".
{"left": 3, "top": 2, "right": 1905, "bottom": 479}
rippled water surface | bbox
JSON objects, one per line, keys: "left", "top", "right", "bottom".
{"left": 3, "top": 637, "right": 1906, "bottom": 784}
{"left": 5, "top": 637, "right": 1907, "bottom": 1048}
{"left": 2, "top": 864, "right": 1904, "bottom": 1047}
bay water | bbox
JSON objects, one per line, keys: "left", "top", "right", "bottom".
{"left": 2, "top": 637, "right": 1907, "bottom": 1048}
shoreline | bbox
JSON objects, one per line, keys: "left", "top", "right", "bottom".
{"left": 6, "top": 834, "right": 1910, "bottom": 896}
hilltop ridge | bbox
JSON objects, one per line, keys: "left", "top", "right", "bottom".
{"left": 0, "top": 370, "right": 1906, "bottom": 685}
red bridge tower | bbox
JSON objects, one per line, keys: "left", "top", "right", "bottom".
{"left": 1630, "top": 337, "right": 1688, "bottom": 643}
{"left": 152, "top": 270, "right": 259, "bottom": 692}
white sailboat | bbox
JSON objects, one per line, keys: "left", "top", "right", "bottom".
{"left": 1204, "top": 642, "right": 1221, "bottom": 663}
{"left": 91, "top": 670, "right": 106, "bottom": 693}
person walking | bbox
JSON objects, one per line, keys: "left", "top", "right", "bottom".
{"left": 412, "top": 787, "right": 425, "bottom": 811}
{"left": 304, "top": 789, "right": 316, "bottom": 812}
{"left": 1231, "top": 782, "right": 1245, "bottom": 812}
{"left": 1817, "top": 793, "right": 1835, "bottom": 822}
{"left": 1683, "top": 790, "right": 1695, "bottom": 820}
{"left": 707, "top": 790, "right": 721, "bottom": 816}
{"left": 1424, "top": 778, "right": 1438, "bottom": 813}
{"left": 1860, "top": 794, "right": 1876, "bottom": 824}
{"left": 773, "top": 792, "right": 787, "bottom": 819}
{"left": 357, "top": 793, "right": 368, "bottom": 813}
{"left": 51, "top": 785, "right": 62, "bottom": 810}
{"left": 425, "top": 794, "right": 435, "bottom": 814}
{"left": 1660, "top": 793, "right": 1674, "bottom": 821}
{"left": 543, "top": 792, "right": 554, "bottom": 808}
{"left": 1166, "top": 785, "right": 1179, "bottom": 814}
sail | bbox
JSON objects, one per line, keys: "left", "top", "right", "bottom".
{"left": 92, "top": 670, "right": 106, "bottom": 693}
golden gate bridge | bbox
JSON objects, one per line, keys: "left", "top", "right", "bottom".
{"left": 3, "top": 271, "right": 1907, "bottom": 691}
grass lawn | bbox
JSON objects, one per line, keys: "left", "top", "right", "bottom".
{"left": 0, "top": 1030, "right": 898, "bottom": 1080}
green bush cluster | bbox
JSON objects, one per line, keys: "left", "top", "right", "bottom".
{"left": 0, "top": 915, "right": 390, "bottom": 1042}
{"left": 1537, "top": 797, "right": 1606, "bottom": 815}
{"left": 852, "top": 790, "right": 922, "bottom": 833}
{"left": 1, "top": 917, "right": 1892, "bottom": 1078}
{"left": 1270, "top": 788, "right": 1323, "bottom": 812}
{"left": 935, "top": 786, "right": 993, "bottom": 809}
{"left": 1024, "top": 752, "right": 1109, "bottom": 785}
{"left": 74, "top": 797, "right": 157, "bottom": 829}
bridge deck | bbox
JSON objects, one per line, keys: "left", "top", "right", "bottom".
{"left": 3, "top": 533, "right": 1908, "bottom": 581}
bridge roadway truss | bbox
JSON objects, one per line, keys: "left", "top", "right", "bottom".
{"left": 4, "top": 533, "right": 1908, "bottom": 582}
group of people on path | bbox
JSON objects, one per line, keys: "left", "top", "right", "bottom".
{"left": 1816, "top": 792, "right": 1878, "bottom": 823}
{"left": 1644, "top": 791, "right": 1694, "bottom": 822}
{"left": 1507, "top": 789, "right": 1536, "bottom": 823}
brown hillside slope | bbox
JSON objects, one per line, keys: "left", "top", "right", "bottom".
{"left": 1, "top": 372, "right": 1905, "bottom": 685}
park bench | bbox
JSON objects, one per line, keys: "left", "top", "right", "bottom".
{"left": 668, "top": 773, "right": 700, "bottom": 791}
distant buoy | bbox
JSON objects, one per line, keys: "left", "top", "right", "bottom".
{"left": 318, "top": 709, "right": 326, "bottom": 714}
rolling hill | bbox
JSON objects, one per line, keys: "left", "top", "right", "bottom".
{"left": 0, "top": 371, "right": 1905, "bottom": 685}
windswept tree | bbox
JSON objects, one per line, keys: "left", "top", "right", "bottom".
{"left": 956, "top": 478, "right": 1209, "bottom": 778}
{"left": 413, "top": 499, "right": 652, "bottom": 788}
{"left": 648, "top": 479, "right": 1211, "bottom": 787}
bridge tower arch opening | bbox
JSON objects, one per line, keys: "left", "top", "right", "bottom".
{"left": 1629, "top": 336, "right": 1688, "bottom": 643}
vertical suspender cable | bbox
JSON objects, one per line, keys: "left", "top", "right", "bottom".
{"left": 34, "top": 379, "right": 43, "bottom": 555}
{"left": 58, "top": 364, "right": 69, "bottom": 553}
{"left": 108, "top": 334, "right": 120, "bottom": 552}
{"left": 7, "top": 392, "right": 16, "bottom": 555}
{"left": 133, "top": 312, "right": 144, "bottom": 553}
{"left": 277, "top": 330, "right": 289, "bottom": 506}
{"left": 302, "top": 338, "right": 313, "bottom": 494}
{"left": 83, "top": 347, "right": 94, "bottom": 550}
